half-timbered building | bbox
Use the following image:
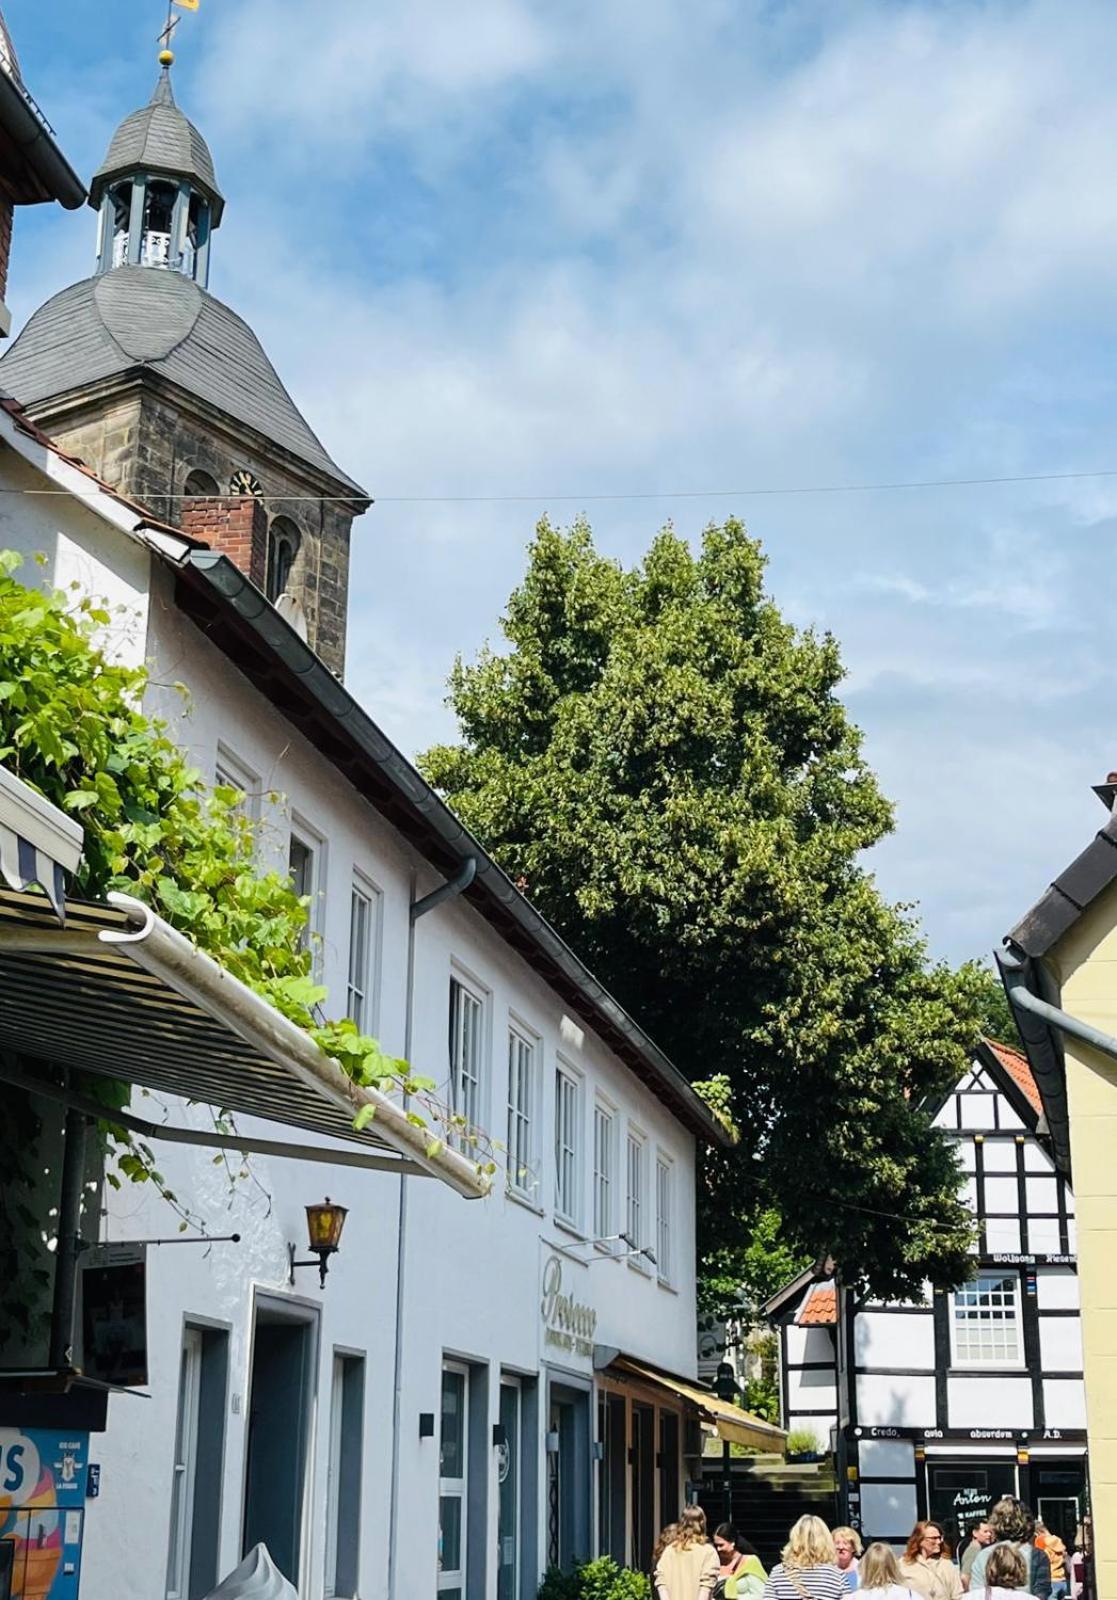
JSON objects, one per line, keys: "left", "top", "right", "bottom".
{"left": 766, "top": 1040, "right": 1087, "bottom": 1553}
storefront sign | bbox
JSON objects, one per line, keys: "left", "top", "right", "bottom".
{"left": 988, "top": 1253, "right": 1075, "bottom": 1266}
{"left": 79, "top": 1243, "right": 147, "bottom": 1387}
{"left": 541, "top": 1256, "right": 596, "bottom": 1359}
{"left": 854, "top": 1424, "right": 1086, "bottom": 1444}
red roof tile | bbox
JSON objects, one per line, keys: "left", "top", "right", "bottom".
{"left": 796, "top": 1284, "right": 837, "bottom": 1326}
{"left": 985, "top": 1038, "right": 1042, "bottom": 1116}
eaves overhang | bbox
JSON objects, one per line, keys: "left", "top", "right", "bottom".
{"left": 0, "top": 69, "right": 85, "bottom": 210}
{"left": 171, "top": 550, "right": 730, "bottom": 1149}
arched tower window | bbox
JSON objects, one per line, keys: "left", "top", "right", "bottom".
{"left": 183, "top": 468, "right": 219, "bottom": 497}
{"left": 266, "top": 517, "right": 300, "bottom": 602}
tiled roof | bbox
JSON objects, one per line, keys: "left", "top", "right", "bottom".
{"left": 984, "top": 1037, "right": 1042, "bottom": 1116}
{"left": 796, "top": 1283, "right": 837, "bottom": 1326}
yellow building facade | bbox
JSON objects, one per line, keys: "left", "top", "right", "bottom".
{"left": 1001, "top": 793, "right": 1117, "bottom": 1599}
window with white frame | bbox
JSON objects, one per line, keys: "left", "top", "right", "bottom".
{"left": 626, "top": 1130, "right": 646, "bottom": 1265}
{"left": 449, "top": 975, "right": 485, "bottom": 1135}
{"left": 656, "top": 1156, "right": 673, "bottom": 1284}
{"left": 214, "top": 743, "right": 260, "bottom": 827}
{"left": 951, "top": 1272, "right": 1022, "bottom": 1365}
{"left": 554, "top": 1063, "right": 582, "bottom": 1225}
{"left": 347, "top": 875, "right": 380, "bottom": 1032}
{"left": 289, "top": 817, "right": 325, "bottom": 965}
{"left": 506, "top": 1023, "right": 537, "bottom": 1196}
{"left": 593, "top": 1101, "right": 615, "bottom": 1245}
{"left": 439, "top": 1363, "right": 469, "bottom": 1600}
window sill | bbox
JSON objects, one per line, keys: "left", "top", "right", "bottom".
{"left": 505, "top": 1186, "right": 545, "bottom": 1218}
{"left": 657, "top": 1277, "right": 678, "bottom": 1295}
{"left": 594, "top": 1239, "right": 621, "bottom": 1260}
{"left": 627, "top": 1256, "right": 652, "bottom": 1277}
{"left": 554, "top": 1214, "right": 586, "bottom": 1241}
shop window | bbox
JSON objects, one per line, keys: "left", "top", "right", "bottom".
{"left": 554, "top": 1064, "right": 582, "bottom": 1226}
{"left": 593, "top": 1101, "right": 615, "bottom": 1244}
{"left": 440, "top": 1365, "right": 469, "bottom": 1600}
{"left": 506, "top": 1023, "right": 538, "bottom": 1196}
{"left": 656, "top": 1157, "right": 673, "bottom": 1285}
{"left": 951, "top": 1272, "right": 1022, "bottom": 1366}
{"left": 325, "top": 1352, "right": 364, "bottom": 1599}
{"left": 449, "top": 975, "right": 485, "bottom": 1135}
{"left": 347, "top": 874, "right": 380, "bottom": 1032}
{"left": 598, "top": 1392, "right": 627, "bottom": 1565}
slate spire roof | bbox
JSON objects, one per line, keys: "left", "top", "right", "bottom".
{"left": 0, "top": 267, "right": 366, "bottom": 496}
{"left": 90, "top": 68, "right": 224, "bottom": 223}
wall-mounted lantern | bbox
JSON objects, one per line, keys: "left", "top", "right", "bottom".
{"left": 288, "top": 1197, "right": 348, "bottom": 1289}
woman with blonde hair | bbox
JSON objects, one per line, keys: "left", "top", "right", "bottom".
{"left": 833, "top": 1529, "right": 863, "bottom": 1592}
{"left": 655, "top": 1506, "right": 719, "bottom": 1600}
{"left": 761, "top": 1515, "right": 845, "bottom": 1600}
{"left": 857, "top": 1543, "right": 915, "bottom": 1600}
{"left": 975, "top": 1545, "right": 1029, "bottom": 1600}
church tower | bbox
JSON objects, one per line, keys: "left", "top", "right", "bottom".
{"left": 0, "top": 59, "right": 368, "bottom": 676}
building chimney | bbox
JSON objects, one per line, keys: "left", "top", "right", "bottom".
{"left": 178, "top": 496, "right": 268, "bottom": 590}
{"left": 1091, "top": 772, "right": 1117, "bottom": 811}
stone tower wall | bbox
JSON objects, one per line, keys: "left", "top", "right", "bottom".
{"left": 32, "top": 383, "right": 356, "bottom": 677}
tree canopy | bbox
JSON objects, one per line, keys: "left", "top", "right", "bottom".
{"left": 421, "top": 517, "right": 990, "bottom": 1309}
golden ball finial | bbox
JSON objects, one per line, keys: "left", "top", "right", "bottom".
{"left": 158, "top": 48, "right": 174, "bottom": 67}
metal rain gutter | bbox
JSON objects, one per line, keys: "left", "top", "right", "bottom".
{"left": 181, "top": 551, "right": 729, "bottom": 1149}
{"left": 103, "top": 891, "right": 488, "bottom": 1200}
{"left": 0, "top": 70, "right": 85, "bottom": 209}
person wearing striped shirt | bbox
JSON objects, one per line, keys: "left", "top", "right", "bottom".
{"left": 762, "top": 1516, "right": 846, "bottom": 1600}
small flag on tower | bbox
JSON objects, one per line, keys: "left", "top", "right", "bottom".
{"left": 172, "top": 0, "right": 200, "bottom": 10}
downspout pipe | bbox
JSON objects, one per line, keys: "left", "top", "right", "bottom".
{"left": 410, "top": 854, "right": 477, "bottom": 922}
{"left": 1006, "top": 981, "right": 1117, "bottom": 1065}
{"left": 388, "top": 855, "right": 479, "bottom": 1597}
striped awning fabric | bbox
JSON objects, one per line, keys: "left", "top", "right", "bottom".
{"left": 0, "top": 766, "right": 84, "bottom": 921}
{"left": 0, "top": 821, "right": 67, "bottom": 917}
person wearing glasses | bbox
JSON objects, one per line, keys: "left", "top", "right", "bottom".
{"left": 899, "top": 1522, "right": 963, "bottom": 1600}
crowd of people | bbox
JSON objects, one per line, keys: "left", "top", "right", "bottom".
{"left": 650, "top": 1498, "right": 1081, "bottom": 1600}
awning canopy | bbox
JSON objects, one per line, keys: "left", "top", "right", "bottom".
{"left": 0, "top": 886, "right": 488, "bottom": 1198}
{"left": 600, "top": 1352, "right": 786, "bottom": 1452}
{"left": 0, "top": 766, "right": 83, "bottom": 920}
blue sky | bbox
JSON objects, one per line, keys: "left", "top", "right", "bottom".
{"left": 8, "top": 0, "right": 1117, "bottom": 968}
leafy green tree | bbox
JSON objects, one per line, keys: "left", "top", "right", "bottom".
{"left": 422, "top": 517, "right": 988, "bottom": 1309}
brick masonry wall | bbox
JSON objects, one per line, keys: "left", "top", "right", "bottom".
{"left": 30, "top": 383, "right": 361, "bottom": 678}
{"left": 178, "top": 495, "right": 268, "bottom": 590}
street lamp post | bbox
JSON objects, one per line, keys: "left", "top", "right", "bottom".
{"left": 714, "top": 1361, "right": 739, "bottom": 1527}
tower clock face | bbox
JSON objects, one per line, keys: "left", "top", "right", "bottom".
{"left": 229, "top": 468, "right": 263, "bottom": 497}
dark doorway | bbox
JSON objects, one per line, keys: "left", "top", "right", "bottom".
{"left": 631, "top": 1403, "right": 656, "bottom": 1572}
{"left": 547, "top": 1383, "right": 590, "bottom": 1570}
{"left": 1034, "top": 1459, "right": 1087, "bottom": 1550}
{"left": 927, "top": 1460, "right": 1018, "bottom": 1551}
{"left": 242, "top": 1300, "right": 317, "bottom": 1585}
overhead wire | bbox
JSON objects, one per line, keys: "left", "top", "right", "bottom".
{"left": 4, "top": 464, "right": 1117, "bottom": 505}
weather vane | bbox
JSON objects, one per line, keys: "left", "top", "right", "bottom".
{"left": 157, "top": 0, "right": 199, "bottom": 67}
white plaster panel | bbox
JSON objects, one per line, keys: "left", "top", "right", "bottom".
{"left": 787, "top": 1413, "right": 836, "bottom": 1442}
{"left": 985, "top": 1219, "right": 1022, "bottom": 1253}
{"left": 1065, "top": 1186, "right": 1075, "bottom": 1215}
{"left": 983, "top": 1142, "right": 1018, "bottom": 1172}
{"left": 999, "top": 1101, "right": 1025, "bottom": 1129}
{"left": 1043, "top": 1379, "right": 1087, "bottom": 1429}
{"left": 855, "top": 1312, "right": 935, "bottom": 1370}
{"left": 1029, "top": 1219, "right": 1062, "bottom": 1253}
{"left": 786, "top": 1326, "right": 836, "bottom": 1365}
{"left": 1026, "top": 1176, "right": 1059, "bottom": 1214}
{"left": 858, "top": 1438, "right": 915, "bottom": 1479}
{"left": 956, "top": 1140, "right": 976, "bottom": 1173}
{"left": 861, "top": 1481, "right": 919, "bottom": 1539}
{"left": 856, "top": 1374, "right": 936, "bottom": 1426}
{"left": 1067, "top": 1219, "right": 1077, "bottom": 1251}
{"left": 948, "top": 1377, "right": 1033, "bottom": 1429}
{"left": 1024, "top": 1143, "right": 1055, "bottom": 1174}
{"left": 788, "top": 1367, "right": 838, "bottom": 1408}
{"left": 960, "top": 1176, "right": 978, "bottom": 1210}
{"left": 1039, "top": 1316, "right": 1083, "bottom": 1371}
{"left": 985, "top": 1177, "right": 1019, "bottom": 1213}
{"left": 1036, "top": 1270, "right": 1079, "bottom": 1311}
{"left": 960, "top": 1094, "right": 998, "bottom": 1129}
